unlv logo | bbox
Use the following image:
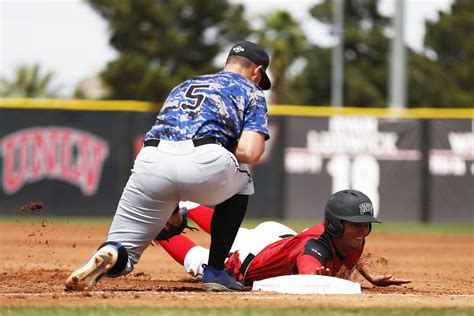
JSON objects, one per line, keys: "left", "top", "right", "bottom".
{"left": 359, "top": 202, "right": 374, "bottom": 215}
{"left": 1, "top": 127, "right": 109, "bottom": 195}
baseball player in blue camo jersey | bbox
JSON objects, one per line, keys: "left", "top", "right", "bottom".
{"left": 65, "top": 40, "right": 272, "bottom": 292}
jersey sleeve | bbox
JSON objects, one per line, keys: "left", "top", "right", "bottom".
{"left": 242, "top": 90, "right": 270, "bottom": 140}
{"left": 296, "top": 238, "right": 333, "bottom": 274}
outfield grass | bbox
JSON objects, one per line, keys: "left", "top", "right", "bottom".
{"left": 241, "top": 219, "right": 473, "bottom": 235}
{"left": 0, "top": 307, "right": 473, "bottom": 316}
{"left": 1, "top": 215, "right": 472, "bottom": 235}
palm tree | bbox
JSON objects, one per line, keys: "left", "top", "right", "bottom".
{"left": 0, "top": 63, "right": 61, "bottom": 98}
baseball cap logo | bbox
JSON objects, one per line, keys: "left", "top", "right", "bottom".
{"left": 359, "top": 203, "right": 373, "bottom": 215}
{"left": 232, "top": 46, "right": 245, "bottom": 53}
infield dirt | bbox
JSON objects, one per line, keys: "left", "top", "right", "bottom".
{"left": 1, "top": 219, "right": 473, "bottom": 308}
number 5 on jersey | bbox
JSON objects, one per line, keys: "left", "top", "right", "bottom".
{"left": 180, "top": 84, "right": 211, "bottom": 111}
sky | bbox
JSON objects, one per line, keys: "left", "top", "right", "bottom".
{"left": 0, "top": 0, "right": 453, "bottom": 97}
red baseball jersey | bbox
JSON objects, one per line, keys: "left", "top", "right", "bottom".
{"left": 227, "top": 222, "right": 363, "bottom": 284}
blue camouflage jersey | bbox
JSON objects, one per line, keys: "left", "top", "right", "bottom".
{"left": 145, "top": 71, "right": 269, "bottom": 148}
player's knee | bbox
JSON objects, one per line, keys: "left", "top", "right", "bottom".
{"left": 98, "top": 241, "right": 129, "bottom": 277}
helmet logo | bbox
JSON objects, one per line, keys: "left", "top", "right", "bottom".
{"left": 359, "top": 203, "right": 373, "bottom": 215}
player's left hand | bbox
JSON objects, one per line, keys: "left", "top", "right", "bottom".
{"left": 154, "top": 207, "right": 197, "bottom": 242}
{"left": 368, "top": 274, "right": 412, "bottom": 287}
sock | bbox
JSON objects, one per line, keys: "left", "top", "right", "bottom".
{"left": 98, "top": 241, "right": 128, "bottom": 276}
{"left": 207, "top": 194, "right": 248, "bottom": 270}
{"left": 158, "top": 235, "right": 197, "bottom": 265}
{"left": 187, "top": 205, "right": 214, "bottom": 234}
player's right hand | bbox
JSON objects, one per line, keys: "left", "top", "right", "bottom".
{"left": 314, "top": 266, "right": 331, "bottom": 276}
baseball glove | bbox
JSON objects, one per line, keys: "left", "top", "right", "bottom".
{"left": 155, "top": 207, "right": 198, "bottom": 242}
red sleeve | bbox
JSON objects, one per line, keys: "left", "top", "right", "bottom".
{"left": 296, "top": 254, "right": 324, "bottom": 274}
{"left": 186, "top": 205, "right": 213, "bottom": 234}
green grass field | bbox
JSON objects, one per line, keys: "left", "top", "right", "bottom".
{"left": 242, "top": 219, "right": 473, "bottom": 235}
{"left": 1, "top": 307, "right": 473, "bottom": 316}
{"left": 1, "top": 215, "right": 472, "bottom": 235}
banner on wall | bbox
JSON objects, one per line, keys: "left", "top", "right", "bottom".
{"left": 0, "top": 103, "right": 472, "bottom": 222}
{"left": 0, "top": 109, "right": 152, "bottom": 216}
{"left": 1, "top": 126, "right": 109, "bottom": 196}
{"left": 281, "top": 116, "right": 423, "bottom": 221}
{"left": 429, "top": 119, "right": 473, "bottom": 222}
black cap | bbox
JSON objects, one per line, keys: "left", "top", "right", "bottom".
{"left": 228, "top": 40, "right": 271, "bottom": 90}
{"left": 325, "top": 189, "right": 381, "bottom": 223}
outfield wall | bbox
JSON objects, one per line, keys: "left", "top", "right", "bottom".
{"left": 0, "top": 98, "right": 472, "bottom": 222}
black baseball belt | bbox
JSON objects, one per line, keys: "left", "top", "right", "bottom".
{"left": 144, "top": 137, "right": 219, "bottom": 148}
{"left": 239, "top": 253, "right": 255, "bottom": 276}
